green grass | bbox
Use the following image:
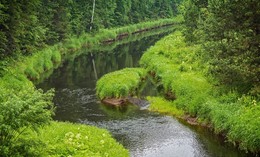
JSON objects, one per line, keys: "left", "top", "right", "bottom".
{"left": 25, "top": 121, "right": 129, "bottom": 157}
{"left": 140, "top": 30, "right": 260, "bottom": 153}
{"left": 147, "top": 96, "right": 184, "bottom": 117}
{"left": 96, "top": 68, "right": 146, "bottom": 99}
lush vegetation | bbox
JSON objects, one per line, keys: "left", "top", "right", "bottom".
{"left": 5, "top": 18, "right": 180, "bottom": 82}
{"left": 180, "top": 0, "right": 259, "bottom": 94}
{"left": 0, "top": 73, "right": 54, "bottom": 156}
{"left": 96, "top": 68, "right": 146, "bottom": 99}
{"left": 140, "top": 31, "right": 260, "bottom": 153}
{"left": 0, "top": 0, "right": 180, "bottom": 60}
{"left": 178, "top": 1, "right": 260, "bottom": 152}
{"left": 1, "top": 0, "right": 259, "bottom": 155}
{"left": 25, "top": 121, "right": 129, "bottom": 156}
{"left": 0, "top": 19, "right": 177, "bottom": 155}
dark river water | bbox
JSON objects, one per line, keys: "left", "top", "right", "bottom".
{"left": 37, "top": 31, "right": 251, "bottom": 157}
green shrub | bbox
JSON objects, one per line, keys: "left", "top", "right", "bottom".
{"left": 33, "top": 54, "right": 45, "bottom": 74}
{"left": 170, "top": 73, "right": 211, "bottom": 114}
{"left": 227, "top": 97, "right": 260, "bottom": 153}
{"left": 0, "top": 84, "right": 54, "bottom": 156}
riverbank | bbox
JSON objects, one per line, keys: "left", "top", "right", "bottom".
{"left": 0, "top": 18, "right": 182, "bottom": 156}
{"left": 140, "top": 31, "right": 260, "bottom": 154}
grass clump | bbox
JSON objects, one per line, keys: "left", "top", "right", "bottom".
{"left": 147, "top": 96, "right": 184, "bottom": 117}
{"left": 25, "top": 121, "right": 129, "bottom": 157}
{"left": 96, "top": 68, "right": 146, "bottom": 99}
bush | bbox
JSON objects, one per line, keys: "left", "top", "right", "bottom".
{"left": 0, "top": 79, "right": 54, "bottom": 156}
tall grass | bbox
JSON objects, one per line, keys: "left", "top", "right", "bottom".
{"left": 140, "top": 31, "right": 260, "bottom": 153}
{"left": 96, "top": 68, "right": 146, "bottom": 99}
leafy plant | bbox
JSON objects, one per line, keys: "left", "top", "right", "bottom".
{"left": 0, "top": 79, "right": 54, "bottom": 156}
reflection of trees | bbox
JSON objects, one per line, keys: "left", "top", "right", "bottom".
{"left": 100, "top": 103, "right": 139, "bottom": 119}
{"left": 94, "top": 34, "right": 166, "bottom": 76}
{"left": 38, "top": 30, "right": 170, "bottom": 89}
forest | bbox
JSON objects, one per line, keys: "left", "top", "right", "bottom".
{"left": 0, "top": 0, "right": 259, "bottom": 156}
{"left": 181, "top": 0, "right": 259, "bottom": 95}
{"left": 0, "top": 0, "right": 179, "bottom": 59}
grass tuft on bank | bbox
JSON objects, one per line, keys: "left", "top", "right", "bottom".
{"left": 147, "top": 96, "right": 184, "bottom": 117}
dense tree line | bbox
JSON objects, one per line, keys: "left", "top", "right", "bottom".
{"left": 180, "top": 0, "right": 260, "bottom": 94}
{"left": 0, "top": 0, "right": 180, "bottom": 59}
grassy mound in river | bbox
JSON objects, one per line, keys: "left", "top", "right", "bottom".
{"left": 140, "top": 31, "right": 260, "bottom": 153}
{"left": 96, "top": 68, "right": 146, "bottom": 99}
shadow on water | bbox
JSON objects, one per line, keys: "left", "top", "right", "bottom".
{"left": 37, "top": 28, "right": 252, "bottom": 157}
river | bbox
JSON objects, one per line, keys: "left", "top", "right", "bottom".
{"left": 37, "top": 30, "right": 250, "bottom": 157}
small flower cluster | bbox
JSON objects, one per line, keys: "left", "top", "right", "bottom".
{"left": 65, "top": 132, "right": 85, "bottom": 149}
